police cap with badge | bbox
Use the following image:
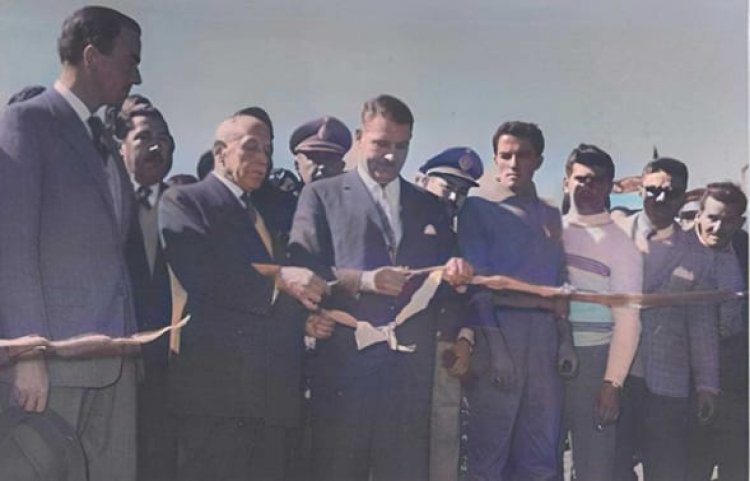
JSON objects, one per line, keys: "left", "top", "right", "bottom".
{"left": 288, "top": 116, "right": 352, "bottom": 156}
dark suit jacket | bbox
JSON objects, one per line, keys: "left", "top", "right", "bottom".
{"left": 0, "top": 88, "right": 136, "bottom": 388}
{"left": 159, "top": 174, "right": 306, "bottom": 425}
{"left": 289, "top": 170, "right": 456, "bottom": 385}
{"left": 125, "top": 183, "right": 172, "bottom": 371}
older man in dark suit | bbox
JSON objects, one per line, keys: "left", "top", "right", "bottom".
{"left": 0, "top": 6, "right": 142, "bottom": 480}
{"left": 289, "top": 94, "right": 473, "bottom": 481}
{"left": 159, "top": 110, "right": 330, "bottom": 481}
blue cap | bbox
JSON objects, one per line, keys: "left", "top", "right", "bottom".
{"left": 289, "top": 116, "right": 352, "bottom": 156}
{"left": 419, "top": 147, "right": 484, "bottom": 186}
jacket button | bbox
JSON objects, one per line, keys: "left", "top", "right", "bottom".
{"left": 237, "top": 329, "right": 244, "bottom": 336}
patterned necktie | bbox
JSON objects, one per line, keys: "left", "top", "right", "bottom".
{"left": 373, "top": 189, "right": 397, "bottom": 260}
{"left": 240, "top": 192, "right": 274, "bottom": 257}
{"left": 137, "top": 185, "right": 152, "bottom": 210}
{"left": 87, "top": 116, "right": 109, "bottom": 164}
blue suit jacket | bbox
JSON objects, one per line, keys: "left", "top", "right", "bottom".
{"left": 159, "top": 174, "right": 307, "bottom": 424}
{"left": 289, "top": 170, "right": 457, "bottom": 383}
{"left": 0, "top": 88, "right": 136, "bottom": 387}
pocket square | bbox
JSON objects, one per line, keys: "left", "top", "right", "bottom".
{"left": 423, "top": 224, "right": 437, "bottom": 235}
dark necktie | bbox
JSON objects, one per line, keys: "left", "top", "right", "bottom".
{"left": 240, "top": 192, "right": 258, "bottom": 223}
{"left": 87, "top": 116, "right": 109, "bottom": 164}
{"left": 137, "top": 185, "right": 153, "bottom": 210}
{"left": 373, "top": 198, "right": 397, "bottom": 260}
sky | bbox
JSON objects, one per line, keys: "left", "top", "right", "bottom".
{"left": 0, "top": 0, "right": 746, "bottom": 206}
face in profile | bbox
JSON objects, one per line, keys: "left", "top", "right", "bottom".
{"left": 641, "top": 170, "right": 685, "bottom": 229}
{"left": 494, "top": 134, "right": 541, "bottom": 194}
{"left": 357, "top": 114, "right": 411, "bottom": 186}
{"left": 563, "top": 162, "right": 612, "bottom": 215}
{"left": 120, "top": 114, "right": 173, "bottom": 186}
{"left": 695, "top": 196, "right": 745, "bottom": 249}
{"left": 215, "top": 116, "right": 272, "bottom": 192}
{"left": 90, "top": 27, "right": 142, "bottom": 107}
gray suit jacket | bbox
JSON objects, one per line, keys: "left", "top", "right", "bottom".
{"left": 0, "top": 88, "right": 136, "bottom": 388}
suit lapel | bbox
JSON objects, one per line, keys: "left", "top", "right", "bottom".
{"left": 45, "top": 90, "right": 121, "bottom": 234}
{"left": 205, "top": 175, "right": 273, "bottom": 264}
{"left": 342, "top": 171, "right": 394, "bottom": 259}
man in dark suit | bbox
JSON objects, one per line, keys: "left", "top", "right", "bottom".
{"left": 0, "top": 6, "right": 142, "bottom": 480}
{"left": 159, "top": 111, "right": 330, "bottom": 481}
{"left": 289, "top": 94, "right": 473, "bottom": 481}
{"left": 118, "top": 99, "right": 177, "bottom": 481}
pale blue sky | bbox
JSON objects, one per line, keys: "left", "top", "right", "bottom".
{"left": 1, "top": 0, "right": 746, "bottom": 204}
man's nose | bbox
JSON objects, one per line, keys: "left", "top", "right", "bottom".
{"left": 383, "top": 152, "right": 395, "bottom": 162}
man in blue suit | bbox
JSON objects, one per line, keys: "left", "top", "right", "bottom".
{"left": 289, "top": 94, "right": 473, "bottom": 481}
{"left": 160, "top": 111, "right": 330, "bottom": 480}
{"left": 0, "top": 6, "right": 142, "bottom": 480}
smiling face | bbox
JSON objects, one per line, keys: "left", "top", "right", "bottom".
{"left": 214, "top": 115, "right": 272, "bottom": 192}
{"left": 356, "top": 114, "right": 412, "bottom": 186}
{"left": 564, "top": 162, "right": 612, "bottom": 215}
{"left": 87, "top": 26, "right": 141, "bottom": 107}
{"left": 120, "top": 114, "right": 173, "bottom": 186}
{"left": 494, "top": 134, "right": 541, "bottom": 193}
{"left": 695, "top": 196, "right": 745, "bottom": 249}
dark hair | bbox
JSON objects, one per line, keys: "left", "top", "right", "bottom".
{"left": 58, "top": 6, "right": 141, "bottom": 65}
{"left": 700, "top": 182, "right": 747, "bottom": 213}
{"left": 565, "top": 143, "right": 615, "bottom": 181}
{"left": 6, "top": 85, "right": 46, "bottom": 106}
{"left": 167, "top": 174, "right": 199, "bottom": 187}
{"left": 360, "top": 94, "right": 414, "bottom": 129}
{"left": 234, "top": 106, "right": 274, "bottom": 139}
{"left": 492, "top": 121, "right": 545, "bottom": 156}
{"left": 642, "top": 157, "right": 689, "bottom": 192}
{"left": 114, "top": 101, "right": 174, "bottom": 154}
{"left": 197, "top": 150, "right": 214, "bottom": 180}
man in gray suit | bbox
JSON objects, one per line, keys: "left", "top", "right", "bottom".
{"left": 0, "top": 6, "right": 142, "bottom": 481}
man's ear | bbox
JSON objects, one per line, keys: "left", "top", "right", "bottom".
{"left": 355, "top": 128, "right": 363, "bottom": 143}
{"left": 534, "top": 155, "right": 544, "bottom": 171}
{"left": 82, "top": 44, "right": 98, "bottom": 68}
{"left": 562, "top": 176, "right": 570, "bottom": 194}
{"left": 212, "top": 141, "right": 226, "bottom": 164}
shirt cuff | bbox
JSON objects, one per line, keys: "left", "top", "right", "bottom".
{"left": 361, "top": 270, "right": 377, "bottom": 293}
{"left": 457, "top": 327, "right": 475, "bottom": 346}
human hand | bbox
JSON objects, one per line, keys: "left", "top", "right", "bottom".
{"left": 696, "top": 389, "right": 717, "bottom": 425}
{"left": 305, "top": 313, "right": 336, "bottom": 339}
{"left": 372, "top": 267, "right": 409, "bottom": 296}
{"left": 277, "top": 267, "right": 328, "bottom": 310}
{"left": 557, "top": 338, "right": 579, "bottom": 379}
{"left": 593, "top": 381, "right": 620, "bottom": 430}
{"left": 11, "top": 352, "right": 49, "bottom": 412}
{"left": 442, "top": 257, "right": 474, "bottom": 288}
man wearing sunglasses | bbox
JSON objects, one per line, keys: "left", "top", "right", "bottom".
{"left": 612, "top": 158, "right": 719, "bottom": 481}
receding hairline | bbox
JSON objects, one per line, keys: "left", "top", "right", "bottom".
{"left": 214, "top": 114, "right": 271, "bottom": 144}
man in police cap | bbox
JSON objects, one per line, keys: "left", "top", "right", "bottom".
{"left": 416, "top": 147, "right": 482, "bottom": 481}
{"left": 289, "top": 116, "right": 352, "bottom": 185}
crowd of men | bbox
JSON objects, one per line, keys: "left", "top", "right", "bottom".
{"left": 0, "top": 6, "right": 747, "bottom": 481}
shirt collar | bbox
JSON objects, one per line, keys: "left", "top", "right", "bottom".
{"left": 132, "top": 178, "right": 160, "bottom": 206}
{"left": 357, "top": 162, "right": 401, "bottom": 201}
{"left": 564, "top": 211, "right": 612, "bottom": 227}
{"left": 54, "top": 80, "right": 93, "bottom": 135}
{"left": 495, "top": 182, "right": 538, "bottom": 204}
{"left": 635, "top": 211, "right": 674, "bottom": 241}
{"left": 212, "top": 171, "right": 246, "bottom": 206}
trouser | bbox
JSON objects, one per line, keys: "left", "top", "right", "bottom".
{"left": 175, "top": 414, "right": 295, "bottom": 481}
{"left": 430, "top": 340, "right": 463, "bottom": 481}
{"left": 613, "top": 375, "right": 689, "bottom": 481}
{"left": 0, "top": 358, "right": 137, "bottom": 481}
{"left": 466, "top": 315, "right": 562, "bottom": 481}
{"left": 561, "top": 344, "right": 615, "bottom": 481}
{"left": 311, "top": 358, "right": 433, "bottom": 481}
{"left": 137, "top": 358, "right": 177, "bottom": 481}
{"left": 686, "top": 334, "right": 749, "bottom": 481}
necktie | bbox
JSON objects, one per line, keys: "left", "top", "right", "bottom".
{"left": 373, "top": 189, "right": 397, "bottom": 260}
{"left": 87, "top": 116, "right": 109, "bottom": 164}
{"left": 137, "top": 185, "right": 152, "bottom": 210}
{"left": 241, "top": 192, "right": 273, "bottom": 257}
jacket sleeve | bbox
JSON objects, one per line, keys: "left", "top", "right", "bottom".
{"left": 0, "top": 107, "right": 49, "bottom": 338}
